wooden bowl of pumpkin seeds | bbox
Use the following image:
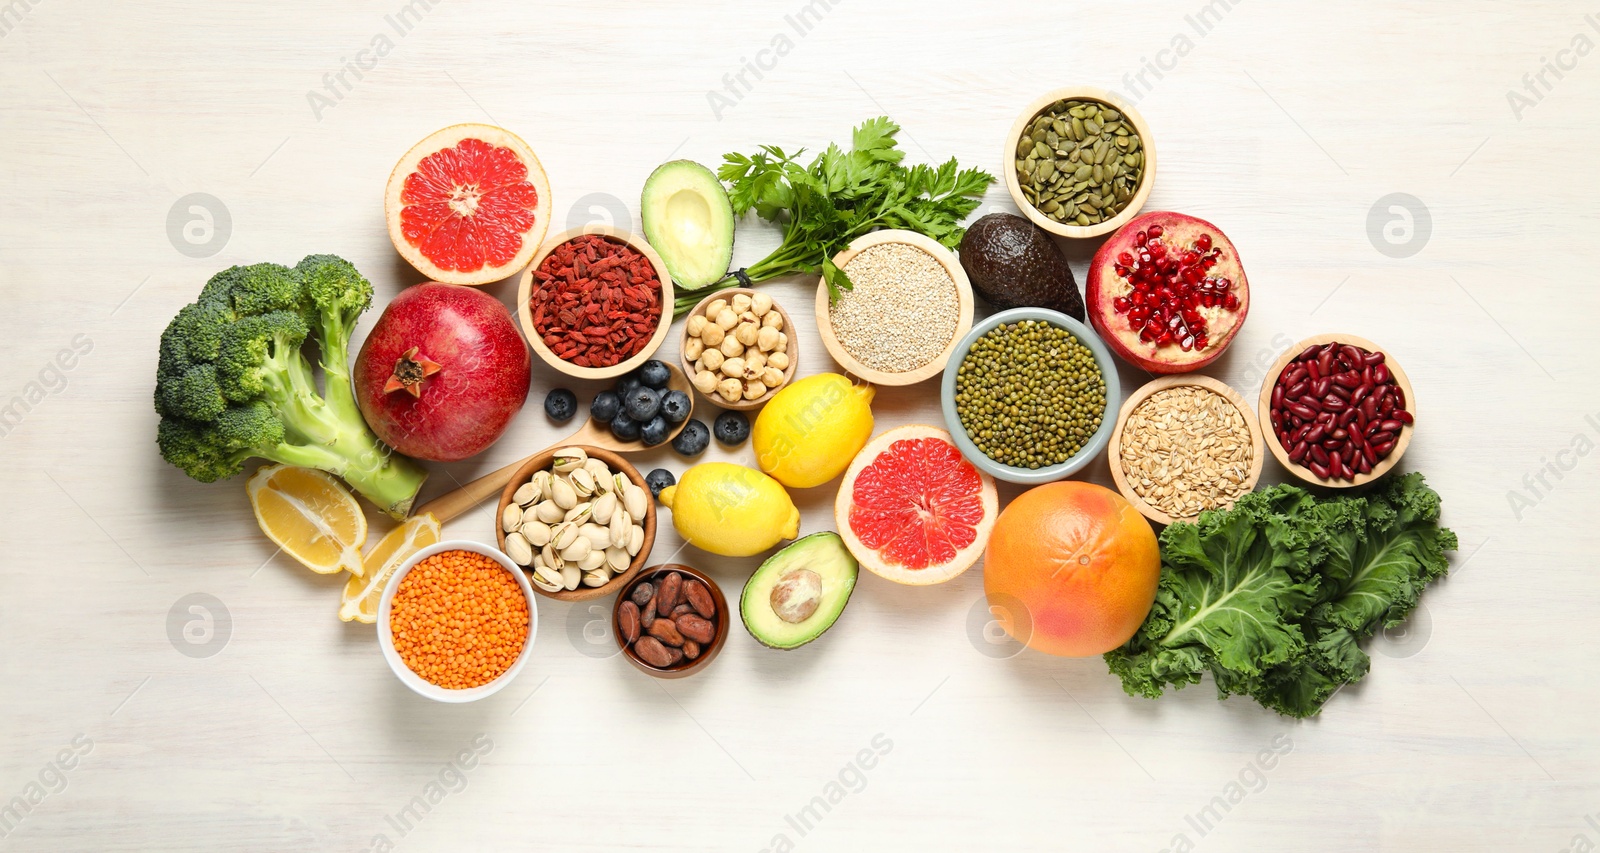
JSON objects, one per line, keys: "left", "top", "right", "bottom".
{"left": 1003, "top": 87, "right": 1156, "bottom": 239}
{"left": 496, "top": 445, "right": 656, "bottom": 602}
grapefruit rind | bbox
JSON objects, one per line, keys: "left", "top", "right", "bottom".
{"left": 384, "top": 123, "right": 553, "bottom": 286}
{"left": 834, "top": 425, "right": 997, "bottom": 586}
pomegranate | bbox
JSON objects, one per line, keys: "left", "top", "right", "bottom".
{"left": 354, "top": 283, "right": 530, "bottom": 462}
{"left": 1086, "top": 211, "right": 1249, "bottom": 374}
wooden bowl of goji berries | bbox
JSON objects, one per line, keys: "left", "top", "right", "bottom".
{"left": 519, "top": 225, "right": 676, "bottom": 381}
{"left": 378, "top": 540, "right": 538, "bottom": 703}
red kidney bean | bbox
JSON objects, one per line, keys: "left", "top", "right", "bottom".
{"left": 1270, "top": 340, "right": 1410, "bottom": 482}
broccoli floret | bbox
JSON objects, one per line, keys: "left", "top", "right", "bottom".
{"left": 154, "top": 257, "right": 426, "bottom": 519}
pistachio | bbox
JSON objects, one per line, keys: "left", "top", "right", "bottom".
{"left": 550, "top": 477, "right": 578, "bottom": 510}
{"left": 610, "top": 509, "right": 632, "bottom": 549}
{"left": 580, "top": 522, "right": 612, "bottom": 550}
{"left": 547, "top": 521, "right": 574, "bottom": 551}
{"left": 532, "top": 566, "right": 563, "bottom": 592}
{"left": 534, "top": 500, "right": 564, "bottom": 524}
{"left": 530, "top": 470, "right": 553, "bottom": 499}
{"left": 591, "top": 490, "right": 617, "bottom": 525}
{"left": 501, "top": 502, "right": 523, "bottom": 533}
{"left": 581, "top": 568, "right": 610, "bottom": 588}
{"left": 504, "top": 531, "right": 534, "bottom": 566}
{"left": 583, "top": 457, "right": 612, "bottom": 484}
{"left": 569, "top": 468, "right": 597, "bottom": 499}
{"left": 627, "top": 525, "right": 644, "bottom": 556}
{"left": 552, "top": 447, "right": 587, "bottom": 475}
{"left": 623, "top": 484, "right": 648, "bottom": 520}
{"left": 521, "top": 519, "right": 552, "bottom": 547}
{"left": 564, "top": 501, "right": 593, "bottom": 525}
{"left": 540, "top": 543, "right": 564, "bottom": 570}
{"left": 606, "top": 545, "right": 631, "bottom": 572}
{"left": 559, "top": 536, "right": 591, "bottom": 563}
{"left": 513, "top": 482, "right": 538, "bottom": 507}
{"left": 560, "top": 564, "right": 581, "bottom": 591}
{"left": 579, "top": 544, "right": 608, "bottom": 572}
{"left": 612, "top": 473, "right": 630, "bottom": 496}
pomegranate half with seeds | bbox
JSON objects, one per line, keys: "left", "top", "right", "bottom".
{"left": 1086, "top": 211, "right": 1250, "bottom": 374}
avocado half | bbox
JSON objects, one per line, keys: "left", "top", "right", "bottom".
{"left": 741, "top": 532, "right": 858, "bottom": 650}
{"left": 956, "top": 212, "right": 1086, "bottom": 320}
{"left": 641, "top": 160, "right": 734, "bottom": 291}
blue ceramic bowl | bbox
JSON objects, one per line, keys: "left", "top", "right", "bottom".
{"left": 939, "top": 307, "right": 1121, "bottom": 485}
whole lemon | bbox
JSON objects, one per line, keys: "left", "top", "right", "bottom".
{"left": 658, "top": 463, "right": 800, "bottom": 557}
{"left": 753, "top": 374, "right": 875, "bottom": 488}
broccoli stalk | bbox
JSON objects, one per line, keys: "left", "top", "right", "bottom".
{"left": 155, "top": 256, "right": 426, "bottom": 519}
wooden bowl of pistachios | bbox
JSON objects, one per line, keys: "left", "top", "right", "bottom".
{"left": 1003, "top": 86, "right": 1156, "bottom": 240}
{"left": 679, "top": 288, "right": 798, "bottom": 411}
{"left": 495, "top": 445, "right": 656, "bottom": 602}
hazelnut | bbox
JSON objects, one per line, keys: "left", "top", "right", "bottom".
{"left": 757, "top": 326, "right": 781, "bottom": 352}
{"left": 686, "top": 315, "right": 708, "bottom": 337}
{"left": 762, "top": 311, "right": 784, "bottom": 329}
{"left": 716, "top": 377, "right": 743, "bottom": 402}
{"left": 719, "top": 334, "right": 743, "bottom": 358}
{"left": 692, "top": 370, "right": 718, "bottom": 394}
{"left": 735, "top": 322, "right": 760, "bottom": 347}
{"left": 721, "top": 356, "right": 745, "bottom": 378}
{"left": 761, "top": 367, "right": 785, "bottom": 387}
{"left": 766, "top": 351, "right": 789, "bottom": 371}
{"left": 731, "top": 293, "right": 753, "bottom": 314}
{"left": 705, "top": 299, "right": 728, "bottom": 318}
{"left": 700, "top": 348, "right": 724, "bottom": 372}
{"left": 701, "top": 324, "right": 725, "bottom": 347}
{"left": 743, "top": 380, "right": 768, "bottom": 400}
{"left": 745, "top": 351, "right": 766, "bottom": 371}
{"left": 683, "top": 338, "right": 704, "bottom": 361}
{"left": 715, "top": 308, "right": 738, "bottom": 330}
{"left": 751, "top": 292, "right": 774, "bottom": 316}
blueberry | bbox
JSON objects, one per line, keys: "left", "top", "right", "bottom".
{"left": 671, "top": 419, "right": 710, "bottom": 456}
{"left": 625, "top": 386, "right": 661, "bottom": 421}
{"left": 713, "top": 410, "right": 750, "bottom": 445}
{"left": 543, "top": 388, "right": 577, "bottom": 422}
{"left": 659, "top": 390, "right": 691, "bottom": 424}
{"left": 645, "top": 468, "right": 676, "bottom": 499}
{"left": 590, "top": 390, "right": 621, "bottom": 424}
{"left": 638, "top": 360, "right": 671, "bottom": 389}
{"left": 639, "top": 415, "right": 670, "bottom": 447}
{"left": 609, "top": 413, "right": 641, "bottom": 442}
{"left": 617, "top": 374, "right": 642, "bottom": 397}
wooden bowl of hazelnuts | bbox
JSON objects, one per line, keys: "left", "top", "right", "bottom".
{"left": 679, "top": 288, "right": 799, "bottom": 411}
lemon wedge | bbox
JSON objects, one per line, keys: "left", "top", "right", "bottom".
{"left": 247, "top": 465, "right": 367, "bottom": 576}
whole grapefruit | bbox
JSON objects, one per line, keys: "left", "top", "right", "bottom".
{"left": 983, "top": 481, "right": 1160, "bottom": 657}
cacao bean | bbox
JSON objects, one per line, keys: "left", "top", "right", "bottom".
{"left": 635, "top": 636, "right": 673, "bottom": 668}
{"left": 641, "top": 594, "right": 657, "bottom": 628}
{"left": 649, "top": 618, "right": 685, "bottom": 647}
{"left": 619, "top": 600, "right": 640, "bottom": 644}
{"left": 630, "top": 582, "right": 654, "bottom": 609}
{"left": 671, "top": 603, "right": 693, "bottom": 618}
{"left": 683, "top": 640, "right": 701, "bottom": 660}
{"left": 685, "top": 580, "right": 715, "bottom": 618}
{"left": 657, "top": 572, "right": 682, "bottom": 612}
{"left": 676, "top": 614, "right": 715, "bottom": 644}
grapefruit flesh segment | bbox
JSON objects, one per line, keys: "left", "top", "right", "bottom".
{"left": 400, "top": 137, "right": 539, "bottom": 274}
{"left": 848, "top": 436, "right": 984, "bottom": 570}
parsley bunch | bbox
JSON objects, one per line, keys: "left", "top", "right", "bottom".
{"left": 673, "top": 117, "right": 993, "bottom": 316}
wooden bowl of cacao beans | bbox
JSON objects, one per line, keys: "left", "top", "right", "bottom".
{"left": 612, "top": 564, "right": 728, "bottom": 678}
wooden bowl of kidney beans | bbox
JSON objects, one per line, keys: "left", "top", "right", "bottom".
{"left": 1258, "top": 334, "right": 1415, "bottom": 487}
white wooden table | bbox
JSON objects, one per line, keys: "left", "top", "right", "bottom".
{"left": 2, "top": 2, "right": 1593, "bottom": 850}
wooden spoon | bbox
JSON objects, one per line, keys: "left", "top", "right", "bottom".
{"left": 415, "top": 363, "right": 694, "bottom": 524}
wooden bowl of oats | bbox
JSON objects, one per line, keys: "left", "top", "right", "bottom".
{"left": 1108, "top": 375, "right": 1264, "bottom": 526}
{"left": 816, "top": 230, "right": 974, "bottom": 386}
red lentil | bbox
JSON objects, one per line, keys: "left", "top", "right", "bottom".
{"left": 390, "top": 549, "right": 529, "bottom": 690}
{"left": 529, "top": 235, "right": 662, "bottom": 368}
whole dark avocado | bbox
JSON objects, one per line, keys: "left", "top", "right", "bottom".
{"left": 958, "top": 213, "right": 1085, "bottom": 321}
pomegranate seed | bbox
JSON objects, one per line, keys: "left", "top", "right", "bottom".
{"left": 1195, "top": 233, "right": 1212, "bottom": 251}
{"left": 1148, "top": 224, "right": 1164, "bottom": 238}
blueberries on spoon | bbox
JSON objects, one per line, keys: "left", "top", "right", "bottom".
{"left": 609, "top": 413, "right": 641, "bottom": 442}
{"left": 590, "top": 390, "right": 621, "bottom": 424}
{"left": 659, "top": 390, "right": 691, "bottom": 424}
{"left": 639, "top": 415, "right": 670, "bottom": 447}
{"left": 625, "top": 386, "right": 661, "bottom": 422}
{"left": 637, "top": 360, "right": 672, "bottom": 390}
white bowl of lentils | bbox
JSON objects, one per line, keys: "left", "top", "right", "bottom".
{"left": 815, "top": 230, "right": 974, "bottom": 386}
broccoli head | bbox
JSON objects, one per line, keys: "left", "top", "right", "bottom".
{"left": 154, "top": 257, "right": 425, "bottom": 519}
